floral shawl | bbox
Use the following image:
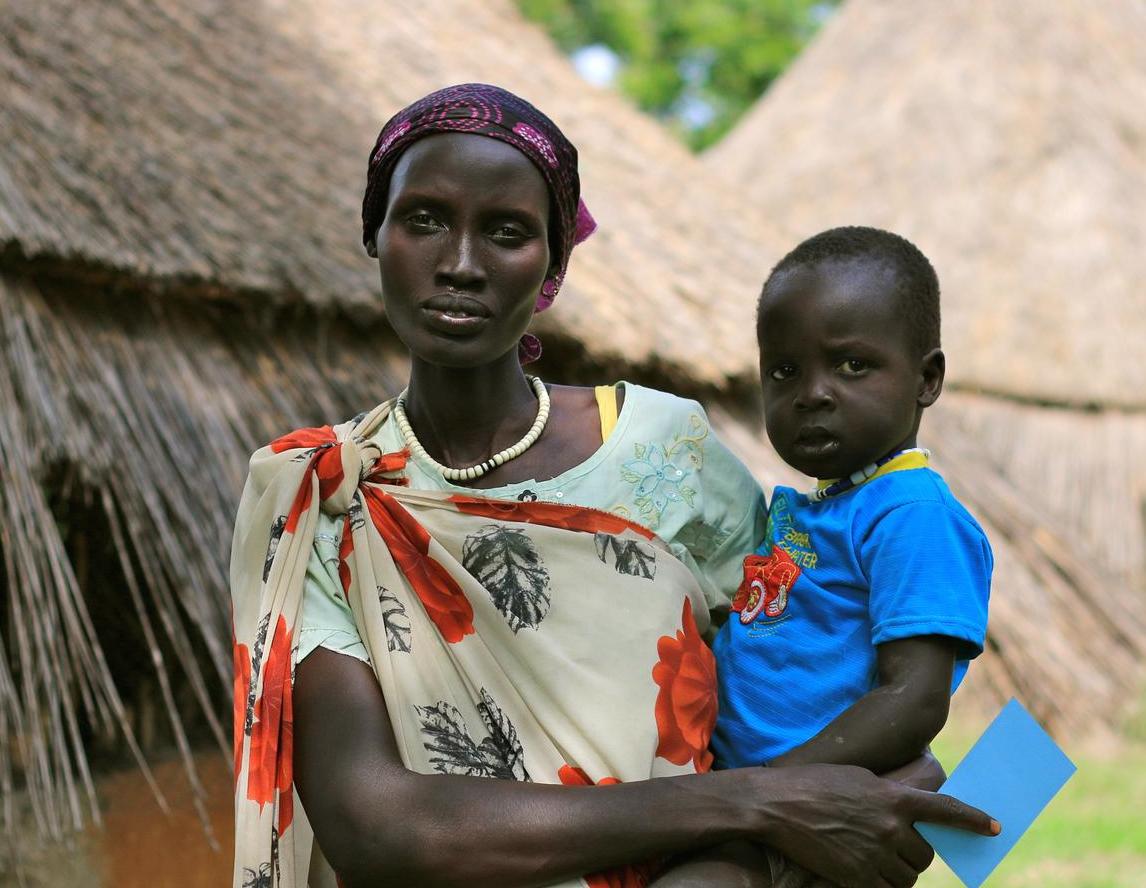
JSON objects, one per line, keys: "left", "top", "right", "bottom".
{"left": 230, "top": 402, "right": 718, "bottom": 888}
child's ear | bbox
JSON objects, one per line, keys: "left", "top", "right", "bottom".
{"left": 365, "top": 239, "right": 379, "bottom": 259}
{"left": 917, "top": 348, "right": 945, "bottom": 408}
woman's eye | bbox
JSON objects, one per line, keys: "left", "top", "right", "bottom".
{"left": 490, "top": 225, "right": 528, "bottom": 243}
{"left": 837, "top": 358, "right": 868, "bottom": 376}
{"left": 768, "top": 364, "right": 796, "bottom": 381}
{"left": 406, "top": 213, "right": 443, "bottom": 231}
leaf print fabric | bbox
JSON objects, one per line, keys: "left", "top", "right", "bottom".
{"left": 595, "top": 533, "right": 657, "bottom": 580}
{"left": 232, "top": 400, "right": 718, "bottom": 888}
{"left": 262, "top": 516, "right": 286, "bottom": 582}
{"left": 417, "top": 689, "right": 528, "bottom": 780}
{"left": 241, "top": 863, "right": 273, "bottom": 888}
{"left": 463, "top": 524, "right": 551, "bottom": 632}
{"left": 378, "top": 587, "right": 412, "bottom": 652}
{"left": 363, "top": 485, "right": 475, "bottom": 643}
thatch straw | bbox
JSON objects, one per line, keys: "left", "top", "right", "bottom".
{"left": 0, "top": 272, "right": 410, "bottom": 843}
{"left": 1, "top": 0, "right": 787, "bottom": 391}
{"left": 706, "top": 0, "right": 1146, "bottom": 410}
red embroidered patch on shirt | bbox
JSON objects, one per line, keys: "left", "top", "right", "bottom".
{"left": 731, "top": 546, "right": 800, "bottom": 625}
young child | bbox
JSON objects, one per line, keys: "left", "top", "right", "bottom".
{"left": 711, "top": 226, "right": 992, "bottom": 883}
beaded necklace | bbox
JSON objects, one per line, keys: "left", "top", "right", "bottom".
{"left": 805, "top": 447, "right": 930, "bottom": 503}
{"left": 393, "top": 376, "right": 551, "bottom": 483}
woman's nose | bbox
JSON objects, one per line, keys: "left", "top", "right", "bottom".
{"left": 437, "top": 230, "right": 485, "bottom": 289}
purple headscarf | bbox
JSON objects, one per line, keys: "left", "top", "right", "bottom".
{"left": 362, "top": 84, "right": 597, "bottom": 362}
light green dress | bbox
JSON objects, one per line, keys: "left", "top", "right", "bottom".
{"left": 297, "top": 382, "right": 767, "bottom": 664}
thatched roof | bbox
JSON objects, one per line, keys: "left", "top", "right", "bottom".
{"left": 1, "top": 0, "right": 1142, "bottom": 847}
{"left": 706, "top": 0, "right": 1146, "bottom": 410}
{"left": 1, "top": 0, "right": 786, "bottom": 391}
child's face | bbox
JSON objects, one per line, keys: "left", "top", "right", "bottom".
{"left": 757, "top": 259, "right": 943, "bottom": 480}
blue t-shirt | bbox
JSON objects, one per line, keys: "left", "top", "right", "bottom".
{"left": 711, "top": 461, "right": 992, "bottom": 769}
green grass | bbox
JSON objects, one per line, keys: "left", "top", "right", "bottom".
{"left": 918, "top": 717, "right": 1146, "bottom": 888}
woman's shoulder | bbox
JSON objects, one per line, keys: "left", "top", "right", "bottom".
{"left": 617, "top": 382, "right": 710, "bottom": 428}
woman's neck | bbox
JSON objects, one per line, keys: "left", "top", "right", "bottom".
{"left": 402, "top": 354, "right": 540, "bottom": 469}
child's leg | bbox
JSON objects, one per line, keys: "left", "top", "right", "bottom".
{"left": 649, "top": 840, "right": 773, "bottom": 887}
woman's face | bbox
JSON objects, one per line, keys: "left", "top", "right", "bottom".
{"left": 374, "top": 133, "right": 553, "bottom": 368}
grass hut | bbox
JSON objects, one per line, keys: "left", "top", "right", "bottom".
{"left": 0, "top": 0, "right": 1136, "bottom": 861}
{"left": 706, "top": 0, "right": 1146, "bottom": 725}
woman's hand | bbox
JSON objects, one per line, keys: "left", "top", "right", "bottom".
{"left": 295, "top": 649, "right": 995, "bottom": 887}
{"left": 754, "top": 763, "right": 998, "bottom": 887}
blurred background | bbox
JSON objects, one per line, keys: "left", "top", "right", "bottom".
{"left": 1, "top": 0, "right": 1143, "bottom": 885}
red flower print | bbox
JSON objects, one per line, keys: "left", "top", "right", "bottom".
{"left": 364, "top": 487, "right": 475, "bottom": 643}
{"left": 557, "top": 764, "right": 621, "bottom": 787}
{"left": 269, "top": 425, "right": 338, "bottom": 453}
{"left": 270, "top": 425, "right": 346, "bottom": 531}
{"left": 557, "top": 766, "right": 656, "bottom": 888}
{"left": 284, "top": 470, "right": 315, "bottom": 534}
{"left": 338, "top": 514, "right": 354, "bottom": 600}
{"left": 245, "top": 615, "right": 295, "bottom": 833}
{"left": 232, "top": 634, "right": 251, "bottom": 787}
{"left": 365, "top": 448, "right": 411, "bottom": 484}
{"left": 652, "top": 599, "right": 717, "bottom": 773}
{"left": 449, "top": 495, "right": 655, "bottom": 539}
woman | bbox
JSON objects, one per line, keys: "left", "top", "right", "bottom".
{"left": 230, "top": 84, "right": 993, "bottom": 888}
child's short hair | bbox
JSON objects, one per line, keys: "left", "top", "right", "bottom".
{"left": 761, "top": 226, "right": 941, "bottom": 357}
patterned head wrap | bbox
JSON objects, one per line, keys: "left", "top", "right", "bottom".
{"left": 362, "top": 83, "right": 597, "bottom": 362}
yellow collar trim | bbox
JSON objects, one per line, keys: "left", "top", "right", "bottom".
{"left": 815, "top": 448, "right": 930, "bottom": 492}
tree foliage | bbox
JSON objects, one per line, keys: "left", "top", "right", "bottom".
{"left": 516, "top": 0, "right": 839, "bottom": 149}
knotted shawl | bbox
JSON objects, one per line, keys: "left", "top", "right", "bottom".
{"left": 230, "top": 403, "right": 719, "bottom": 888}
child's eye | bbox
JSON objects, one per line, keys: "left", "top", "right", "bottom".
{"left": 836, "top": 358, "right": 869, "bottom": 376}
{"left": 768, "top": 364, "right": 797, "bottom": 381}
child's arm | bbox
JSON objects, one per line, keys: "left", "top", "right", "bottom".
{"left": 768, "top": 635, "right": 956, "bottom": 773}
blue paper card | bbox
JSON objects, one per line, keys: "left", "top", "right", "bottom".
{"left": 916, "top": 699, "right": 1076, "bottom": 887}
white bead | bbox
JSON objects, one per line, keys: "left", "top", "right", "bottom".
{"left": 392, "top": 378, "right": 552, "bottom": 482}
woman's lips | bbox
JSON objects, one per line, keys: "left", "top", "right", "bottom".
{"left": 421, "top": 295, "right": 490, "bottom": 335}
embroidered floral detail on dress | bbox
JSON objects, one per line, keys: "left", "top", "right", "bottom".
{"left": 619, "top": 414, "right": 708, "bottom": 528}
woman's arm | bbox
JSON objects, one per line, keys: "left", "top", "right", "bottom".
{"left": 295, "top": 648, "right": 997, "bottom": 888}
{"left": 649, "top": 752, "right": 950, "bottom": 887}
